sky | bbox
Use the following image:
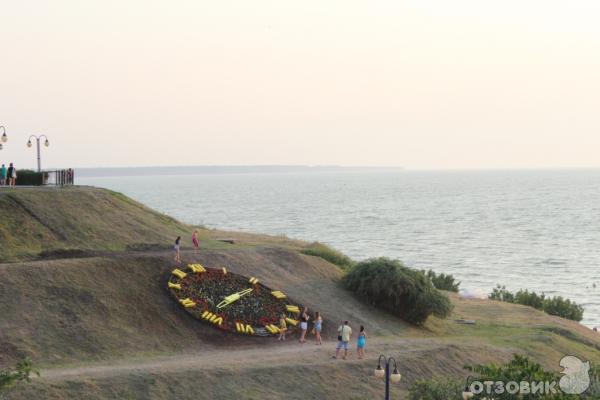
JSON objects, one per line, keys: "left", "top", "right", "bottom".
{"left": 1, "top": 0, "right": 599, "bottom": 170}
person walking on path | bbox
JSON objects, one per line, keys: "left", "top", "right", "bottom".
{"left": 0, "top": 164, "right": 6, "bottom": 186}
{"left": 335, "top": 321, "right": 352, "bottom": 360}
{"left": 192, "top": 230, "right": 200, "bottom": 254}
{"left": 299, "top": 307, "right": 310, "bottom": 343}
{"left": 356, "top": 325, "right": 367, "bottom": 359}
{"left": 7, "top": 163, "right": 16, "bottom": 186}
{"left": 278, "top": 313, "right": 287, "bottom": 341}
{"left": 313, "top": 311, "right": 323, "bottom": 345}
{"left": 174, "top": 236, "right": 182, "bottom": 263}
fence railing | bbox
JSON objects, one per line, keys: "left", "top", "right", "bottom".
{"left": 43, "top": 169, "right": 75, "bottom": 186}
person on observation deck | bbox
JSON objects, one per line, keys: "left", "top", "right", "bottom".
{"left": 7, "top": 163, "right": 16, "bottom": 187}
{"left": 0, "top": 164, "right": 6, "bottom": 186}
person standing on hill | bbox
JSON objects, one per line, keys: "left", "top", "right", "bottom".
{"left": 313, "top": 311, "right": 323, "bottom": 345}
{"left": 174, "top": 236, "right": 182, "bottom": 263}
{"left": 192, "top": 230, "right": 200, "bottom": 254}
{"left": 335, "top": 321, "right": 352, "bottom": 360}
{"left": 356, "top": 325, "right": 367, "bottom": 359}
{"left": 0, "top": 164, "right": 6, "bottom": 186}
{"left": 278, "top": 313, "right": 287, "bottom": 341}
{"left": 299, "top": 307, "right": 310, "bottom": 343}
{"left": 7, "top": 163, "right": 16, "bottom": 186}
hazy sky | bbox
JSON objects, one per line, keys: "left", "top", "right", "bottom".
{"left": 1, "top": 1, "right": 599, "bottom": 169}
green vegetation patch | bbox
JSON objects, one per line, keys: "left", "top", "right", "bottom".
{"left": 490, "top": 285, "right": 584, "bottom": 322}
{"left": 0, "top": 359, "right": 38, "bottom": 394}
{"left": 14, "top": 170, "right": 44, "bottom": 186}
{"left": 424, "top": 269, "right": 460, "bottom": 292}
{"left": 409, "top": 378, "right": 464, "bottom": 400}
{"left": 343, "top": 257, "right": 453, "bottom": 325}
{"left": 301, "top": 242, "right": 354, "bottom": 269}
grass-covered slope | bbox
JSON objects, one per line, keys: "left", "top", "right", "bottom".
{"left": 0, "top": 186, "right": 599, "bottom": 400}
{"left": 0, "top": 248, "right": 411, "bottom": 368}
{"left": 3, "top": 251, "right": 599, "bottom": 400}
{"left": 0, "top": 187, "right": 189, "bottom": 262}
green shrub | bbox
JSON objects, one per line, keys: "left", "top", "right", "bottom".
{"left": 489, "top": 285, "right": 515, "bottom": 302}
{"left": 543, "top": 296, "right": 584, "bottom": 322}
{"left": 424, "top": 269, "right": 460, "bottom": 292}
{"left": 408, "top": 378, "right": 463, "bottom": 400}
{"left": 343, "top": 257, "right": 453, "bottom": 325}
{"left": 0, "top": 359, "right": 38, "bottom": 393}
{"left": 301, "top": 242, "right": 354, "bottom": 269}
{"left": 514, "top": 290, "right": 545, "bottom": 310}
{"left": 489, "top": 285, "right": 584, "bottom": 322}
{"left": 15, "top": 169, "right": 46, "bottom": 186}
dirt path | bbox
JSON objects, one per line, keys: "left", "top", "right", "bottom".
{"left": 38, "top": 337, "right": 447, "bottom": 382}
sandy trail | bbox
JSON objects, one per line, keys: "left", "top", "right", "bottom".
{"left": 38, "top": 337, "right": 443, "bottom": 382}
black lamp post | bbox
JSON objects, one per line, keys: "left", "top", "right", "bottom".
{"left": 463, "top": 375, "right": 475, "bottom": 399}
{"left": 374, "top": 354, "right": 402, "bottom": 400}
{"left": 0, "top": 126, "right": 8, "bottom": 150}
{"left": 27, "top": 135, "right": 50, "bottom": 172}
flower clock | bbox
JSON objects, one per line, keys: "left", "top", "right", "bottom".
{"left": 168, "top": 264, "right": 302, "bottom": 336}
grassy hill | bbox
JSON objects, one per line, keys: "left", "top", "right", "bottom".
{"left": 0, "top": 186, "right": 307, "bottom": 263}
{"left": 0, "top": 187, "right": 190, "bottom": 262}
{"left": 0, "top": 187, "right": 599, "bottom": 399}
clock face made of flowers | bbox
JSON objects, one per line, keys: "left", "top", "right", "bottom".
{"left": 168, "top": 264, "right": 302, "bottom": 336}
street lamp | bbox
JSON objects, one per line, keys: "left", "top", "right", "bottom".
{"left": 374, "top": 355, "right": 402, "bottom": 400}
{"left": 463, "top": 376, "right": 475, "bottom": 400}
{"left": 27, "top": 135, "right": 50, "bottom": 172}
{"left": 0, "top": 126, "right": 8, "bottom": 150}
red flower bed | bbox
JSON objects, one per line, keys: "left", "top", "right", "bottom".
{"left": 168, "top": 265, "right": 301, "bottom": 336}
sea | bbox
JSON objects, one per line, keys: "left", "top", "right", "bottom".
{"left": 78, "top": 169, "right": 600, "bottom": 328}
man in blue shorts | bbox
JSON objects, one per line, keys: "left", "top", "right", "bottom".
{"left": 335, "top": 320, "right": 352, "bottom": 360}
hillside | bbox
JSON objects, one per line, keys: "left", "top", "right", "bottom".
{"left": 0, "top": 186, "right": 306, "bottom": 263}
{"left": 0, "top": 187, "right": 599, "bottom": 399}
{"left": 0, "top": 187, "right": 189, "bottom": 262}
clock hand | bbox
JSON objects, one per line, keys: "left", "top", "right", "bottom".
{"left": 217, "top": 288, "right": 253, "bottom": 309}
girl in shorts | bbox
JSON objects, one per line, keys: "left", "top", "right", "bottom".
{"left": 314, "top": 311, "right": 323, "bottom": 345}
{"left": 357, "top": 325, "right": 367, "bottom": 359}
{"left": 299, "top": 307, "right": 309, "bottom": 343}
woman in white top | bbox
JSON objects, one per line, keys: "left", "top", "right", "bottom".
{"left": 299, "top": 307, "right": 310, "bottom": 343}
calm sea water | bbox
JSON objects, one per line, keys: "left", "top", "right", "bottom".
{"left": 79, "top": 170, "right": 600, "bottom": 328}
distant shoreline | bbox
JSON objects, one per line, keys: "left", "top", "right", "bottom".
{"left": 76, "top": 165, "right": 404, "bottom": 178}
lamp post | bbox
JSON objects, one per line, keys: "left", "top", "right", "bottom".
{"left": 27, "top": 135, "right": 50, "bottom": 173}
{"left": 463, "top": 376, "right": 475, "bottom": 400}
{"left": 0, "top": 126, "right": 8, "bottom": 150}
{"left": 374, "top": 355, "right": 402, "bottom": 400}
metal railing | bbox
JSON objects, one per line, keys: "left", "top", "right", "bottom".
{"left": 43, "top": 169, "right": 75, "bottom": 186}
